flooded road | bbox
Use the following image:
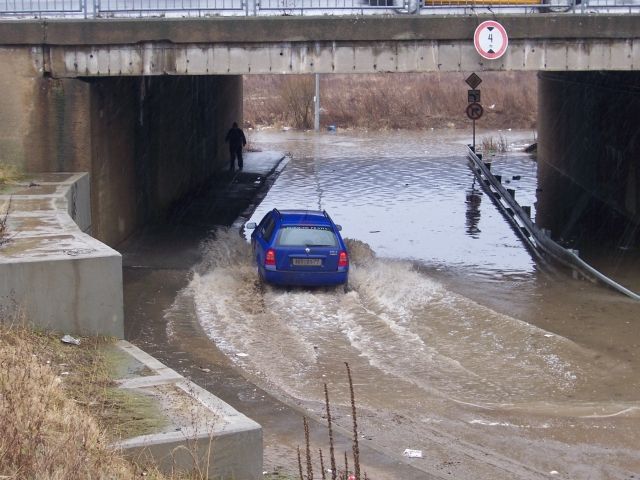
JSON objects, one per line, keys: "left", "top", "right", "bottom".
{"left": 185, "top": 130, "right": 640, "bottom": 479}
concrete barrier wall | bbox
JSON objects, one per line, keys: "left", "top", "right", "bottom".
{"left": 0, "top": 173, "right": 124, "bottom": 338}
{"left": 0, "top": 254, "right": 124, "bottom": 337}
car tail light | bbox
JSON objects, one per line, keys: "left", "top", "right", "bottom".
{"left": 338, "top": 251, "right": 348, "bottom": 267}
{"left": 265, "top": 249, "right": 276, "bottom": 266}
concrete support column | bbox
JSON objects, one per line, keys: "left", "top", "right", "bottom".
{"left": 537, "top": 71, "right": 640, "bottom": 247}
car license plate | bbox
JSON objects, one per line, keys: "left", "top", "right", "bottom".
{"left": 292, "top": 258, "right": 322, "bottom": 267}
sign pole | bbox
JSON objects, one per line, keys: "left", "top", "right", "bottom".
{"left": 465, "top": 74, "right": 483, "bottom": 153}
{"left": 473, "top": 119, "right": 476, "bottom": 152}
{"left": 314, "top": 73, "right": 320, "bottom": 132}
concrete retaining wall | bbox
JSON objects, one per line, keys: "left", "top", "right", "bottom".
{"left": 0, "top": 173, "right": 124, "bottom": 338}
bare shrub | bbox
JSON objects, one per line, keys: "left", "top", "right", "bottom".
{"left": 280, "top": 75, "right": 315, "bottom": 129}
{"left": 481, "top": 134, "right": 509, "bottom": 153}
{"left": 296, "top": 364, "right": 366, "bottom": 480}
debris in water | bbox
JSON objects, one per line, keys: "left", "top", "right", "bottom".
{"left": 60, "top": 334, "right": 80, "bottom": 346}
{"left": 402, "top": 449, "right": 423, "bottom": 458}
{"left": 236, "top": 352, "right": 249, "bottom": 357}
{"left": 544, "top": 333, "right": 554, "bottom": 338}
{"left": 200, "top": 367, "right": 211, "bottom": 373}
{"left": 369, "top": 230, "right": 380, "bottom": 233}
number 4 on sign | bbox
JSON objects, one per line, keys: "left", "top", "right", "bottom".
{"left": 474, "top": 21, "right": 509, "bottom": 60}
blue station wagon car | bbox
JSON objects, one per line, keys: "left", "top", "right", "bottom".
{"left": 246, "top": 209, "right": 349, "bottom": 287}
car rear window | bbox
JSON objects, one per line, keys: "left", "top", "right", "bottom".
{"left": 276, "top": 226, "right": 338, "bottom": 247}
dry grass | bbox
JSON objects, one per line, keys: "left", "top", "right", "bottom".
{"left": 244, "top": 72, "right": 537, "bottom": 131}
{"left": 0, "top": 323, "right": 214, "bottom": 479}
{"left": 0, "top": 164, "right": 21, "bottom": 188}
{"left": 0, "top": 164, "right": 19, "bottom": 243}
{"left": 0, "top": 323, "right": 135, "bottom": 479}
{"left": 0, "top": 197, "right": 10, "bottom": 245}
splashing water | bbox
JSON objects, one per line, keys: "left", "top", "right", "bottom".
{"left": 185, "top": 229, "right": 615, "bottom": 409}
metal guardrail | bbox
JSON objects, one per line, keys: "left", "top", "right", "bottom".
{"left": 467, "top": 146, "right": 640, "bottom": 301}
{"left": 3, "top": 0, "right": 639, "bottom": 17}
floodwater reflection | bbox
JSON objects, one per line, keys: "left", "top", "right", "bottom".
{"left": 465, "top": 179, "right": 483, "bottom": 238}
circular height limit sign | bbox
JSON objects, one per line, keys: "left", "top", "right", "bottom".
{"left": 474, "top": 20, "right": 508, "bottom": 60}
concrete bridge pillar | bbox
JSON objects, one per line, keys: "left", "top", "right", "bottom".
{"left": 537, "top": 71, "right": 640, "bottom": 248}
{"left": 0, "top": 47, "right": 242, "bottom": 247}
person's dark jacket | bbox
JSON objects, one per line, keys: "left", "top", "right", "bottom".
{"left": 225, "top": 127, "right": 247, "bottom": 149}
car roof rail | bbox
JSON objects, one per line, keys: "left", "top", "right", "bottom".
{"left": 273, "top": 208, "right": 281, "bottom": 217}
{"left": 322, "top": 210, "right": 336, "bottom": 225}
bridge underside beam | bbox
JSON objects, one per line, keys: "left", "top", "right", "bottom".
{"left": 47, "top": 39, "right": 640, "bottom": 77}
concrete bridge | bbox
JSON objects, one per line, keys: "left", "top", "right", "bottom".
{"left": 1, "top": 13, "right": 639, "bottom": 334}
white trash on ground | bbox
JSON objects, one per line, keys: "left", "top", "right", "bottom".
{"left": 403, "top": 449, "right": 423, "bottom": 458}
{"left": 60, "top": 334, "right": 80, "bottom": 345}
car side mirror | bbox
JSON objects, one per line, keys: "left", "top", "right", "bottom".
{"left": 335, "top": 225, "right": 342, "bottom": 231}
{"left": 246, "top": 222, "right": 257, "bottom": 229}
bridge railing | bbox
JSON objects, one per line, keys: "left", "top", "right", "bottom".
{"left": 1, "top": 0, "right": 638, "bottom": 18}
{"left": 94, "top": 0, "right": 245, "bottom": 16}
{"left": 0, "top": 0, "right": 85, "bottom": 16}
{"left": 255, "top": 0, "right": 411, "bottom": 15}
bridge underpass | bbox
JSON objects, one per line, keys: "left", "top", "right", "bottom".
{"left": 0, "top": 15, "right": 639, "bottom": 248}
{"left": 2, "top": 14, "right": 640, "bottom": 478}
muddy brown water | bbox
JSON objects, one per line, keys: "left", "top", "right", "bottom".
{"left": 124, "top": 130, "right": 640, "bottom": 480}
